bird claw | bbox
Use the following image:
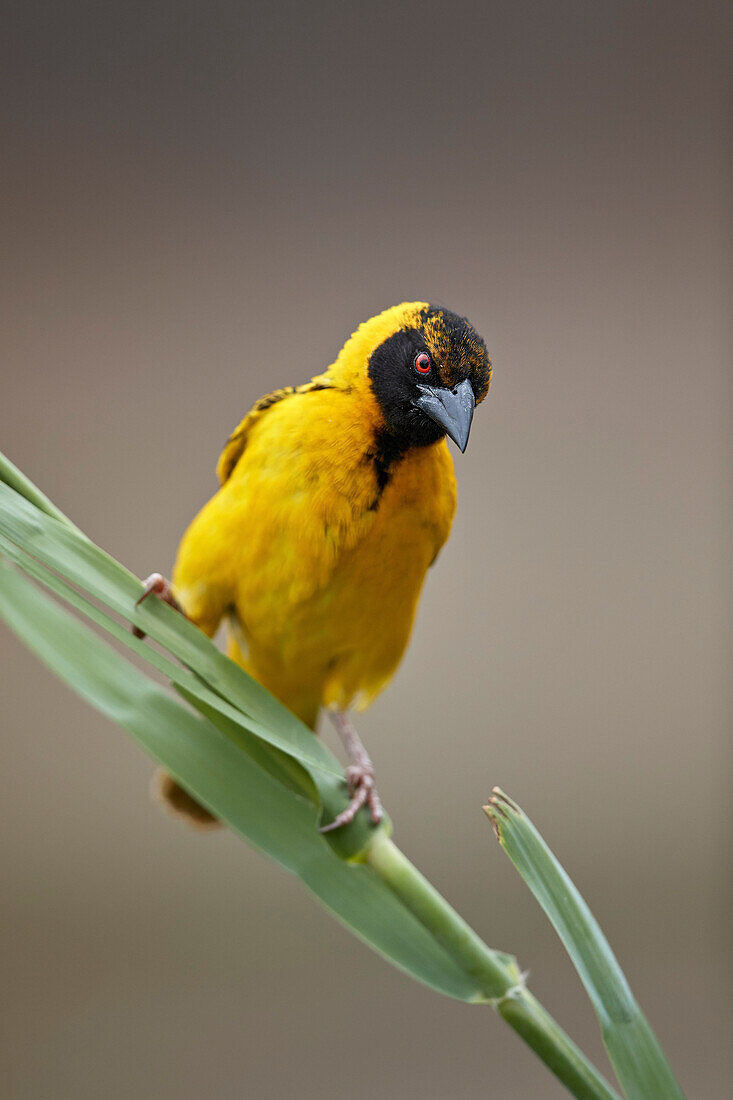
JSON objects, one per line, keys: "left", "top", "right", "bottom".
{"left": 319, "top": 764, "right": 383, "bottom": 833}
{"left": 132, "top": 573, "right": 184, "bottom": 638}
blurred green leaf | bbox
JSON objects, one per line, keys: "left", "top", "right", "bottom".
{"left": 0, "top": 561, "right": 488, "bottom": 1001}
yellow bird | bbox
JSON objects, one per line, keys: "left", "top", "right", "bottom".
{"left": 137, "top": 302, "right": 491, "bottom": 830}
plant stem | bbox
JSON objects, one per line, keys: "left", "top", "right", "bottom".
{"left": 367, "top": 835, "right": 620, "bottom": 1100}
{"left": 499, "top": 991, "right": 620, "bottom": 1100}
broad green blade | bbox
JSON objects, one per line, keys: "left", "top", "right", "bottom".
{"left": 0, "top": 561, "right": 488, "bottom": 1002}
{"left": 484, "top": 790, "right": 685, "bottom": 1100}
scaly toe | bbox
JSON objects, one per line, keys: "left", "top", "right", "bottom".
{"left": 318, "top": 783, "right": 371, "bottom": 833}
{"left": 319, "top": 766, "right": 383, "bottom": 832}
{"left": 367, "top": 787, "right": 383, "bottom": 824}
{"left": 133, "top": 573, "right": 185, "bottom": 639}
{"left": 136, "top": 573, "right": 172, "bottom": 606}
{"left": 345, "top": 763, "right": 373, "bottom": 795}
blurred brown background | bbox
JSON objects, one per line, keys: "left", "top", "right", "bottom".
{"left": 1, "top": 2, "right": 730, "bottom": 1097}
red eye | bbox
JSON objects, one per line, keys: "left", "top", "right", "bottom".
{"left": 414, "top": 352, "right": 432, "bottom": 374}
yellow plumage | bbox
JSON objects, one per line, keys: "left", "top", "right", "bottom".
{"left": 172, "top": 303, "right": 461, "bottom": 729}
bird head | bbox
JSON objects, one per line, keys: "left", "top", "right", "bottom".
{"left": 325, "top": 302, "right": 491, "bottom": 453}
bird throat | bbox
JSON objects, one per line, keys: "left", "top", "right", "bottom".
{"left": 369, "top": 429, "right": 407, "bottom": 500}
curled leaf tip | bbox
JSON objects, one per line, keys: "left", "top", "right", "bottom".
{"left": 491, "top": 787, "right": 522, "bottom": 815}
{"left": 482, "top": 800, "right": 507, "bottom": 841}
{"left": 489, "top": 797, "right": 510, "bottom": 820}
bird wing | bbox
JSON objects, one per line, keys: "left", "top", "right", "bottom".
{"left": 216, "top": 377, "right": 333, "bottom": 485}
{"left": 174, "top": 381, "right": 382, "bottom": 640}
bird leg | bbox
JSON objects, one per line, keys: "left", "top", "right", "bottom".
{"left": 319, "top": 711, "right": 383, "bottom": 832}
{"left": 132, "top": 573, "right": 185, "bottom": 638}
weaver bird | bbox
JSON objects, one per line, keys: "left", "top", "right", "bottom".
{"left": 137, "top": 302, "right": 491, "bottom": 830}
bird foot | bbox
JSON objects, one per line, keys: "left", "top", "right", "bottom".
{"left": 132, "top": 572, "right": 185, "bottom": 638}
{"left": 319, "top": 763, "right": 384, "bottom": 833}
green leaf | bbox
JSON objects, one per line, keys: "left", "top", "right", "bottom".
{"left": 0, "top": 561, "right": 488, "bottom": 1002}
{"left": 484, "top": 789, "right": 685, "bottom": 1100}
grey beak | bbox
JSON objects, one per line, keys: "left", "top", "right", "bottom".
{"left": 414, "top": 377, "right": 476, "bottom": 452}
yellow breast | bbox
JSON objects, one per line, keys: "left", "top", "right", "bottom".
{"left": 301, "top": 438, "right": 457, "bottom": 714}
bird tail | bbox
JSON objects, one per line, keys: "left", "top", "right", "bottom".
{"left": 151, "top": 768, "right": 221, "bottom": 829}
